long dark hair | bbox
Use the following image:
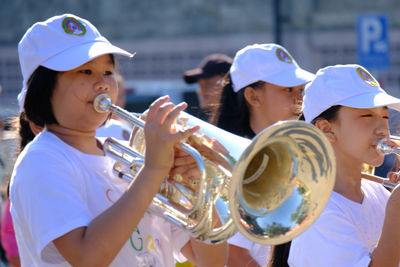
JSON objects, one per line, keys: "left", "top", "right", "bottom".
{"left": 24, "top": 66, "right": 59, "bottom": 127}
{"left": 269, "top": 105, "right": 342, "bottom": 267}
{"left": 18, "top": 112, "right": 41, "bottom": 152}
{"left": 15, "top": 65, "right": 59, "bottom": 153}
{"left": 210, "top": 73, "right": 265, "bottom": 138}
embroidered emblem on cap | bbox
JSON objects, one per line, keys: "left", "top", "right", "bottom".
{"left": 356, "top": 67, "right": 378, "bottom": 86}
{"left": 62, "top": 17, "right": 86, "bottom": 36}
{"left": 276, "top": 48, "right": 293, "bottom": 64}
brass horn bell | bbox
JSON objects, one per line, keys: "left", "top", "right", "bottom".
{"left": 94, "top": 93, "right": 336, "bottom": 245}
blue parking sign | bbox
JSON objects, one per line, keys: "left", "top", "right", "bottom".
{"left": 357, "top": 15, "right": 390, "bottom": 70}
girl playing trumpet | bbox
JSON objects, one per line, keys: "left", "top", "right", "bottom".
{"left": 10, "top": 14, "right": 227, "bottom": 266}
{"left": 288, "top": 64, "right": 400, "bottom": 267}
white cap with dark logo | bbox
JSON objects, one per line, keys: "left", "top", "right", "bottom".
{"left": 17, "top": 13, "right": 134, "bottom": 111}
{"left": 303, "top": 64, "right": 400, "bottom": 123}
{"left": 230, "top": 43, "right": 315, "bottom": 92}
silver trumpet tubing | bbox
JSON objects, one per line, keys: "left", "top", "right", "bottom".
{"left": 361, "top": 172, "right": 398, "bottom": 189}
{"left": 94, "top": 93, "right": 336, "bottom": 245}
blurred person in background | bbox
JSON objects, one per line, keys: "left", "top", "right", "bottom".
{"left": 183, "top": 54, "right": 232, "bottom": 122}
{"left": 210, "top": 43, "right": 315, "bottom": 267}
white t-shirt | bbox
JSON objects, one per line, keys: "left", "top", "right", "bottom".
{"left": 288, "top": 179, "right": 390, "bottom": 267}
{"left": 228, "top": 232, "right": 270, "bottom": 266}
{"left": 9, "top": 131, "right": 189, "bottom": 267}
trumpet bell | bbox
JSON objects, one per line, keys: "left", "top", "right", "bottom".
{"left": 229, "top": 120, "right": 336, "bottom": 245}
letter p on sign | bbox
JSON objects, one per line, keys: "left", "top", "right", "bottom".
{"left": 357, "top": 15, "right": 390, "bottom": 70}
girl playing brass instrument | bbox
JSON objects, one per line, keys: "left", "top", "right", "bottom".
{"left": 289, "top": 64, "right": 400, "bottom": 267}
{"left": 211, "top": 44, "right": 315, "bottom": 267}
{"left": 10, "top": 14, "right": 227, "bottom": 266}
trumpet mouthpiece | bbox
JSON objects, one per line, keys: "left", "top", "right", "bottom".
{"left": 94, "top": 93, "right": 112, "bottom": 113}
{"left": 377, "top": 138, "right": 394, "bottom": 155}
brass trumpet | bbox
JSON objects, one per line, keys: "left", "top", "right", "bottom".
{"left": 94, "top": 93, "right": 336, "bottom": 245}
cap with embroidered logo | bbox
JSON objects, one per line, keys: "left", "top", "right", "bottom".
{"left": 17, "top": 13, "right": 134, "bottom": 111}
{"left": 230, "top": 43, "right": 315, "bottom": 92}
{"left": 303, "top": 64, "right": 400, "bottom": 123}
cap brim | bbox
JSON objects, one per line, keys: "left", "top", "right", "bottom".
{"left": 183, "top": 68, "right": 204, "bottom": 83}
{"left": 338, "top": 91, "right": 400, "bottom": 112}
{"left": 41, "top": 41, "right": 134, "bottom": 71}
{"left": 261, "top": 68, "right": 316, "bottom": 87}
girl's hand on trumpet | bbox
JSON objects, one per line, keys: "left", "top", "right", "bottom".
{"left": 170, "top": 136, "right": 233, "bottom": 191}
{"left": 143, "top": 96, "right": 200, "bottom": 184}
{"left": 386, "top": 171, "right": 400, "bottom": 185}
{"left": 384, "top": 138, "right": 398, "bottom": 149}
{"left": 170, "top": 148, "right": 200, "bottom": 190}
{"left": 382, "top": 137, "right": 400, "bottom": 186}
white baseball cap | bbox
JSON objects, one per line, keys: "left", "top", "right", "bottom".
{"left": 303, "top": 64, "right": 400, "bottom": 123}
{"left": 17, "top": 13, "right": 134, "bottom": 111}
{"left": 230, "top": 43, "right": 315, "bottom": 92}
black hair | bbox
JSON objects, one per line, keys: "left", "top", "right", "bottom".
{"left": 9, "top": 65, "right": 59, "bottom": 199}
{"left": 12, "top": 65, "right": 59, "bottom": 199}
{"left": 18, "top": 112, "right": 38, "bottom": 152}
{"left": 24, "top": 66, "right": 59, "bottom": 126}
{"left": 310, "top": 105, "right": 342, "bottom": 125}
{"left": 211, "top": 73, "right": 265, "bottom": 138}
{"left": 269, "top": 244, "right": 291, "bottom": 267}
